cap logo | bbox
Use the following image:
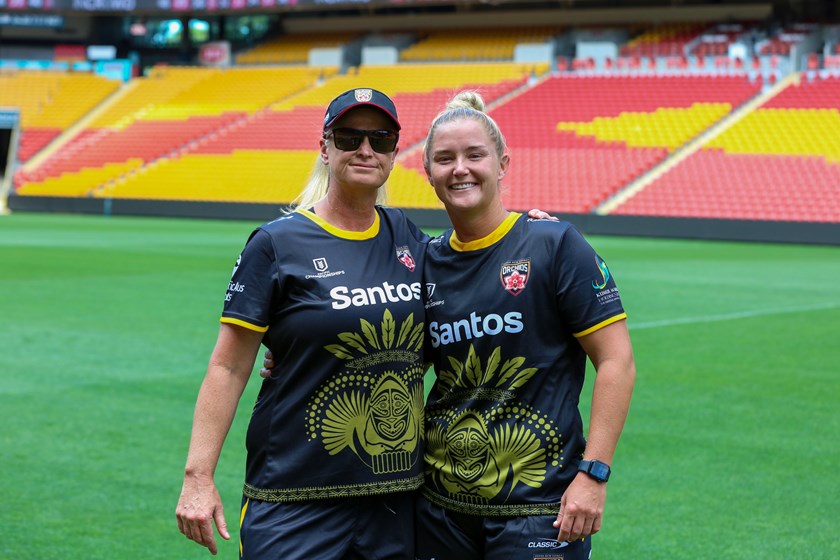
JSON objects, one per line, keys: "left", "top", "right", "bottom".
{"left": 355, "top": 89, "right": 373, "bottom": 102}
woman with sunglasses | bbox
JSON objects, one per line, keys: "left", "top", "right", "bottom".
{"left": 413, "top": 91, "right": 636, "bottom": 560}
{"left": 176, "top": 88, "right": 430, "bottom": 559}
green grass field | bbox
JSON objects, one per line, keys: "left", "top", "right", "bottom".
{"left": 1, "top": 212, "right": 839, "bottom": 559}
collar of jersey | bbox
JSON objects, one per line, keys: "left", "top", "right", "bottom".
{"left": 297, "top": 208, "right": 380, "bottom": 240}
{"left": 450, "top": 212, "right": 521, "bottom": 252}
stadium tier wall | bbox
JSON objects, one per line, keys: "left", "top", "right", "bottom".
{"left": 7, "top": 195, "right": 840, "bottom": 246}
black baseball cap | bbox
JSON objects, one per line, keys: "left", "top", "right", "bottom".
{"left": 323, "top": 88, "right": 401, "bottom": 131}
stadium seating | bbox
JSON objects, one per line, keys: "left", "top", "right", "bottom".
{"left": 0, "top": 71, "right": 120, "bottom": 161}
{"left": 235, "top": 32, "right": 362, "bottom": 65}
{"left": 613, "top": 75, "right": 840, "bottom": 222}
{"left": 400, "top": 27, "right": 559, "bottom": 61}
{"left": 6, "top": 20, "right": 839, "bottom": 225}
{"left": 620, "top": 23, "right": 709, "bottom": 57}
{"left": 477, "top": 74, "right": 761, "bottom": 213}
{"left": 14, "top": 61, "right": 543, "bottom": 205}
{"left": 14, "top": 66, "right": 331, "bottom": 194}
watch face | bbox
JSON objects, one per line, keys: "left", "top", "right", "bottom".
{"left": 581, "top": 460, "right": 610, "bottom": 482}
{"left": 591, "top": 462, "right": 610, "bottom": 481}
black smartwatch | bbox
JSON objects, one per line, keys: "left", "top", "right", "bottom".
{"left": 578, "top": 459, "right": 611, "bottom": 483}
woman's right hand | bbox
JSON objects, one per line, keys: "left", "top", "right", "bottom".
{"left": 175, "top": 475, "right": 230, "bottom": 555}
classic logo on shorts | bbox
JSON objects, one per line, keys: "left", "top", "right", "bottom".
{"left": 396, "top": 246, "right": 416, "bottom": 272}
{"left": 592, "top": 256, "right": 610, "bottom": 290}
{"left": 313, "top": 257, "right": 329, "bottom": 273}
{"left": 500, "top": 259, "right": 530, "bottom": 296}
{"left": 354, "top": 88, "right": 373, "bottom": 102}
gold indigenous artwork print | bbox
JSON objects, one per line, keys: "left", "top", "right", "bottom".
{"left": 307, "top": 309, "right": 426, "bottom": 474}
{"left": 425, "top": 344, "right": 564, "bottom": 505}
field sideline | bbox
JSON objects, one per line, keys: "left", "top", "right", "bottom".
{"left": 1, "top": 212, "right": 839, "bottom": 559}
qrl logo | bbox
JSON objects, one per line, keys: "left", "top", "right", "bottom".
{"left": 313, "top": 258, "right": 328, "bottom": 273}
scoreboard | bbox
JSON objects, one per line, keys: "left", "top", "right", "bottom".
{"left": 0, "top": 0, "right": 458, "bottom": 12}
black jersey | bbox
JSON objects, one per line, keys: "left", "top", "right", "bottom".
{"left": 222, "top": 207, "right": 429, "bottom": 502}
{"left": 422, "top": 212, "right": 626, "bottom": 516}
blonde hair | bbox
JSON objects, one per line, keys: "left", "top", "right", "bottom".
{"left": 422, "top": 90, "right": 508, "bottom": 171}
{"left": 289, "top": 133, "right": 389, "bottom": 212}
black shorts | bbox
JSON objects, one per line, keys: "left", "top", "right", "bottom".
{"left": 239, "top": 492, "right": 416, "bottom": 559}
{"left": 415, "top": 495, "right": 591, "bottom": 560}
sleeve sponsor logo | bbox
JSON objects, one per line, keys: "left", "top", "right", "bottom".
{"left": 592, "top": 256, "right": 610, "bottom": 290}
{"left": 592, "top": 256, "right": 621, "bottom": 305}
{"left": 224, "top": 281, "right": 245, "bottom": 302}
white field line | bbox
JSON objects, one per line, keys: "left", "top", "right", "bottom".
{"left": 630, "top": 301, "right": 840, "bottom": 330}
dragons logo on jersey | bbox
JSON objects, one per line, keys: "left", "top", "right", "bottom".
{"left": 306, "top": 309, "right": 425, "bottom": 475}
{"left": 592, "top": 256, "right": 610, "bottom": 290}
{"left": 424, "top": 344, "right": 564, "bottom": 506}
{"left": 500, "top": 259, "right": 530, "bottom": 296}
{"left": 395, "top": 246, "right": 416, "bottom": 272}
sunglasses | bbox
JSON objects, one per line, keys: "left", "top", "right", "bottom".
{"left": 326, "top": 127, "right": 399, "bottom": 154}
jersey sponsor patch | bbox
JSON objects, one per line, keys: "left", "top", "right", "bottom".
{"left": 396, "top": 246, "right": 416, "bottom": 272}
{"left": 331, "top": 281, "right": 422, "bottom": 310}
{"left": 428, "top": 311, "right": 523, "bottom": 347}
{"left": 500, "top": 259, "right": 530, "bottom": 296}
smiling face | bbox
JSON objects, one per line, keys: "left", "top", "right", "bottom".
{"left": 321, "top": 106, "right": 399, "bottom": 195}
{"left": 425, "top": 117, "right": 509, "bottom": 217}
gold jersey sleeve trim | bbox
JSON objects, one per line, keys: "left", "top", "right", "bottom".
{"left": 220, "top": 317, "right": 269, "bottom": 333}
{"left": 297, "top": 208, "right": 381, "bottom": 240}
{"left": 573, "top": 313, "right": 627, "bottom": 338}
{"left": 450, "top": 212, "right": 521, "bottom": 252}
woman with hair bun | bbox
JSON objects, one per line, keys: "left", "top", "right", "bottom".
{"left": 415, "top": 91, "right": 636, "bottom": 560}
